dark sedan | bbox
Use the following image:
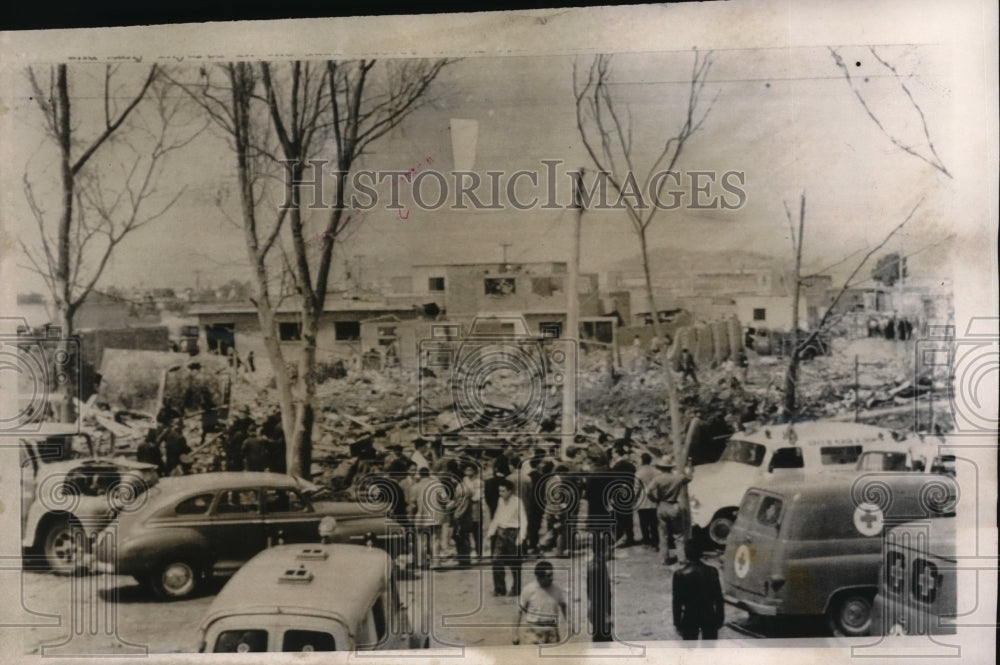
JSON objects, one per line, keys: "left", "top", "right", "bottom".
{"left": 95, "top": 472, "right": 401, "bottom": 599}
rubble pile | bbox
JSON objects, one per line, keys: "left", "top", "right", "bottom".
{"left": 77, "top": 332, "right": 953, "bottom": 479}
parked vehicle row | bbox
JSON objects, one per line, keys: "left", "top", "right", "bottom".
{"left": 689, "top": 422, "right": 921, "bottom": 548}
{"left": 720, "top": 470, "right": 958, "bottom": 636}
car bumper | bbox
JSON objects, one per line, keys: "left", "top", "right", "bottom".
{"left": 724, "top": 592, "right": 779, "bottom": 616}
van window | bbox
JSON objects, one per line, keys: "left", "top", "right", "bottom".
{"left": 738, "top": 491, "right": 762, "bottom": 521}
{"left": 859, "top": 452, "right": 909, "bottom": 471}
{"left": 720, "top": 440, "right": 766, "bottom": 467}
{"left": 356, "top": 608, "right": 378, "bottom": 649}
{"left": 756, "top": 497, "right": 783, "bottom": 527}
{"left": 911, "top": 559, "right": 939, "bottom": 604}
{"left": 214, "top": 629, "right": 268, "bottom": 652}
{"left": 768, "top": 447, "right": 803, "bottom": 470}
{"left": 372, "top": 595, "right": 387, "bottom": 640}
{"left": 820, "top": 445, "right": 863, "bottom": 465}
{"left": 282, "top": 630, "right": 336, "bottom": 652}
{"left": 886, "top": 551, "right": 906, "bottom": 594}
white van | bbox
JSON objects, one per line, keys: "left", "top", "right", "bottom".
{"left": 689, "top": 421, "right": 910, "bottom": 547}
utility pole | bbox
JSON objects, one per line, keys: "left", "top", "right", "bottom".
{"left": 561, "top": 168, "right": 584, "bottom": 459}
{"left": 354, "top": 255, "right": 364, "bottom": 292}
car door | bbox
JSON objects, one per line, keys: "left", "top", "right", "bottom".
{"left": 725, "top": 490, "right": 785, "bottom": 603}
{"left": 261, "top": 488, "right": 319, "bottom": 546}
{"left": 209, "top": 488, "right": 267, "bottom": 570}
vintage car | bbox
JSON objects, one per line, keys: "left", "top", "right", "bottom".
{"left": 688, "top": 421, "right": 911, "bottom": 547}
{"left": 20, "top": 430, "right": 159, "bottom": 573}
{"left": 94, "top": 472, "right": 402, "bottom": 599}
{"left": 871, "top": 516, "right": 956, "bottom": 636}
{"left": 198, "top": 544, "right": 428, "bottom": 652}
{"left": 721, "top": 472, "right": 957, "bottom": 636}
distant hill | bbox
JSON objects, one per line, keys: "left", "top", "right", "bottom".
{"left": 605, "top": 247, "right": 781, "bottom": 276}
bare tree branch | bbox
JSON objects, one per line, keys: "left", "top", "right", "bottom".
{"left": 830, "top": 47, "right": 951, "bottom": 178}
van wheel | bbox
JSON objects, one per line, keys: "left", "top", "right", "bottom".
{"left": 42, "top": 516, "right": 86, "bottom": 574}
{"left": 149, "top": 560, "right": 202, "bottom": 600}
{"left": 707, "top": 510, "right": 737, "bottom": 549}
{"left": 828, "top": 592, "right": 874, "bottom": 637}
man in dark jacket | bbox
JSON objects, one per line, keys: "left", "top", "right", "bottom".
{"left": 161, "top": 418, "right": 191, "bottom": 476}
{"left": 672, "top": 540, "right": 724, "bottom": 640}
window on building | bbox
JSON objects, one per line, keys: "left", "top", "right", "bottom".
{"left": 335, "top": 321, "right": 361, "bottom": 340}
{"left": 279, "top": 322, "right": 302, "bottom": 341}
{"left": 581, "top": 320, "right": 614, "bottom": 344}
{"left": 431, "top": 324, "right": 461, "bottom": 339}
{"left": 484, "top": 277, "right": 516, "bottom": 296}
{"left": 428, "top": 276, "right": 445, "bottom": 292}
{"left": 753, "top": 308, "right": 766, "bottom": 321}
{"left": 531, "top": 276, "right": 563, "bottom": 297}
{"left": 539, "top": 322, "right": 562, "bottom": 338}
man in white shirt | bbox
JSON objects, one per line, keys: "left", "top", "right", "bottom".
{"left": 513, "top": 560, "right": 567, "bottom": 645}
{"left": 409, "top": 438, "right": 433, "bottom": 472}
{"left": 487, "top": 479, "right": 527, "bottom": 596}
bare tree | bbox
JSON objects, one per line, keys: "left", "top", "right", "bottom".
{"left": 179, "top": 59, "right": 449, "bottom": 478}
{"left": 573, "top": 51, "right": 716, "bottom": 461}
{"left": 782, "top": 195, "right": 924, "bottom": 417}
{"left": 20, "top": 64, "right": 200, "bottom": 420}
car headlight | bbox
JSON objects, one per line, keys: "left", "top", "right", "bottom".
{"left": 689, "top": 496, "right": 700, "bottom": 510}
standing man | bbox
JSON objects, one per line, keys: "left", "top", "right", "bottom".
{"left": 672, "top": 540, "right": 725, "bottom": 640}
{"left": 586, "top": 533, "right": 614, "bottom": 642}
{"left": 246, "top": 350, "right": 255, "bottom": 372}
{"left": 634, "top": 452, "right": 659, "bottom": 550}
{"left": 410, "top": 438, "right": 433, "bottom": 473}
{"left": 161, "top": 417, "right": 191, "bottom": 477}
{"left": 487, "top": 479, "right": 527, "bottom": 597}
{"left": 611, "top": 442, "right": 637, "bottom": 547}
{"left": 461, "top": 463, "right": 484, "bottom": 559}
{"left": 583, "top": 444, "right": 614, "bottom": 533}
{"left": 680, "top": 348, "right": 698, "bottom": 385}
{"left": 222, "top": 405, "right": 253, "bottom": 471}
{"left": 241, "top": 423, "right": 269, "bottom": 472}
{"left": 647, "top": 456, "right": 693, "bottom": 566}
{"left": 137, "top": 428, "right": 164, "bottom": 475}
{"left": 513, "top": 560, "right": 568, "bottom": 645}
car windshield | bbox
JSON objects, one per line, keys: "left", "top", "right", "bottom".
{"left": 719, "top": 440, "right": 766, "bottom": 466}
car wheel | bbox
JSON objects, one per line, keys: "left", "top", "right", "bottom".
{"left": 150, "top": 560, "right": 201, "bottom": 600}
{"left": 42, "top": 516, "right": 85, "bottom": 574}
{"left": 707, "top": 510, "right": 737, "bottom": 549}
{"left": 828, "top": 592, "right": 874, "bottom": 637}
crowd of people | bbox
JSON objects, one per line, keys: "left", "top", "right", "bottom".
{"left": 355, "top": 433, "right": 723, "bottom": 644}
{"left": 135, "top": 403, "right": 286, "bottom": 477}
{"left": 866, "top": 314, "right": 916, "bottom": 340}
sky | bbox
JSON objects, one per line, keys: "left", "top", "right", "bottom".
{"left": 2, "top": 36, "right": 960, "bottom": 298}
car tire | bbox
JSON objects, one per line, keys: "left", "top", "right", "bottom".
{"left": 828, "top": 591, "right": 874, "bottom": 637}
{"left": 706, "top": 510, "right": 737, "bottom": 549}
{"left": 149, "top": 560, "right": 202, "bottom": 600}
{"left": 42, "top": 516, "right": 85, "bottom": 574}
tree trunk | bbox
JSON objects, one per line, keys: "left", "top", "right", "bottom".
{"left": 289, "top": 306, "right": 319, "bottom": 478}
{"left": 638, "top": 228, "right": 684, "bottom": 455}
{"left": 783, "top": 196, "right": 806, "bottom": 420}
